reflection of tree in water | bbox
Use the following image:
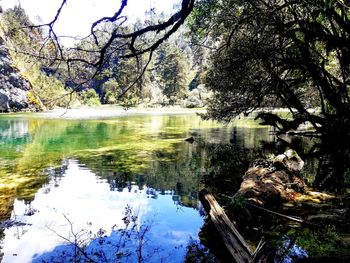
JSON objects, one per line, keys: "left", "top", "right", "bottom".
{"left": 266, "top": 134, "right": 346, "bottom": 191}
{"left": 261, "top": 135, "right": 321, "bottom": 184}
{"left": 0, "top": 160, "right": 68, "bottom": 222}
{"left": 77, "top": 141, "right": 209, "bottom": 209}
{"left": 107, "top": 172, "right": 133, "bottom": 192}
{"left": 202, "top": 143, "right": 266, "bottom": 198}
{"left": 32, "top": 206, "right": 174, "bottom": 263}
{"left": 310, "top": 142, "right": 350, "bottom": 191}
{"left": 184, "top": 237, "right": 218, "bottom": 263}
{"left": 15, "top": 160, "right": 70, "bottom": 218}
{"left": 42, "top": 160, "right": 69, "bottom": 190}
{"left": 146, "top": 160, "right": 203, "bottom": 209}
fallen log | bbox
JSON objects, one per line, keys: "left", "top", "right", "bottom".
{"left": 236, "top": 149, "right": 307, "bottom": 207}
{"left": 235, "top": 149, "right": 334, "bottom": 209}
{"left": 199, "top": 189, "right": 253, "bottom": 263}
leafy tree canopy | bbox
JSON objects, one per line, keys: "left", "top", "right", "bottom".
{"left": 190, "top": 0, "right": 350, "bottom": 189}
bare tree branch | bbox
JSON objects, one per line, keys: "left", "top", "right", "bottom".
{"left": 90, "top": 0, "right": 128, "bottom": 45}
{"left": 5, "top": 0, "right": 196, "bottom": 103}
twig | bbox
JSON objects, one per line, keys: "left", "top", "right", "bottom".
{"left": 252, "top": 237, "right": 266, "bottom": 262}
{"left": 245, "top": 202, "right": 303, "bottom": 223}
{"left": 90, "top": 0, "right": 128, "bottom": 45}
{"left": 45, "top": 214, "right": 97, "bottom": 263}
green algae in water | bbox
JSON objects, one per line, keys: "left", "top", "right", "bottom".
{"left": 0, "top": 113, "right": 275, "bottom": 262}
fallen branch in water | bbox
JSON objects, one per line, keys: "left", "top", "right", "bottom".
{"left": 245, "top": 202, "right": 303, "bottom": 223}
{"left": 220, "top": 193, "right": 304, "bottom": 224}
{"left": 199, "top": 189, "right": 253, "bottom": 263}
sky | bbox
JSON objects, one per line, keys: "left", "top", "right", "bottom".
{"left": 1, "top": 0, "right": 179, "bottom": 39}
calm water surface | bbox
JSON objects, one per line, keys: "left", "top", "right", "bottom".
{"left": 0, "top": 114, "right": 273, "bottom": 262}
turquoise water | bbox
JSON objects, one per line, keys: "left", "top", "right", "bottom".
{"left": 0, "top": 114, "right": 273, "bottom": 262}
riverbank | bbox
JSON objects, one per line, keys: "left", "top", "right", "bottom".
{"left": 0, "top": 105, "right": 206, "bottom": 120}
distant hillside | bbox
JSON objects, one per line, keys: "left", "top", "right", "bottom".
{"left": 0, "top": 36, "right": 40, "bottom": 112}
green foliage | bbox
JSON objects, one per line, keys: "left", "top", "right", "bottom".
{"left": 201, "top": 143, "right": 265, "bottom": 196}
{"left": 183, "top": 85, "right": 211, "bottom": 108}
{"left": 26, "top": 91, "right": 42, "bottom": 110}
{"left": 1, "top": 6, "right": 72, "bottom": 109}
{"left": 78, "top": 89, "right": 101, "bottom": 107}
{"left": 287, "top": 227, "right": 349, "bottom": 257}
{"left": 190, "top": 0, "right": 350, "bottom": 189}
{"left": 229, "top": 195, "right": 245, "bottom": 209}
{"left": 187, "top": 0, "right": 222, "bottom": 40}
{"left": 1, "top": 5, "right": 205, "bottom": 109}
{"left": 99, "top": 49, "right": 153, "bottom": 105}
{"left": 0, "top": 6, "right": 37, "bottom": 49}
{"left": 103, "top": 79, "right": 119, "bottom": 104}
{"left": 191, "top": 0, "right": 350, "bottom": 122}
{"left": 21, "top": 63, "right": 71, "bottom": 108}
{"left": 344, "top": 168, "right": 350, "bottom": 185}
{"left": 103, "top": 79, "right": 142, "bottom": 107}
{"left": 153, "top": 44, "right": 191, "bottom": 104}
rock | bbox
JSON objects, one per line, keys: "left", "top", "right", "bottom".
{"left": 0, "top": 92, "right": 9, "bottom": 111}
{"left": 185, "top": 137, "right": 195, "bottom": 143}
{"left": 273, "top": 149, "right": 304, "bottom": 174}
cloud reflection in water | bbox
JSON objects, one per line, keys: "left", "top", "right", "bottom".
{"left": 1, "top": 160, "right": 203, "bottom": 263}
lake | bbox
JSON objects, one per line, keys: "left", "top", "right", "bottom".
{"left": 0, "top": 113, "right": 273, "bottom": 262}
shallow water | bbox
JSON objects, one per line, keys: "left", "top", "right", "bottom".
{"left": 0, "top": 114, "right": 273, "bottom": 262}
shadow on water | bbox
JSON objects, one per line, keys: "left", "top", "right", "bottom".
{"left": 198, "top": 135, "right": 350, "bottom": 262}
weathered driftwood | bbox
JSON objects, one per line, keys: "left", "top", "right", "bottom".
{"left": 236, "top": 150, "right": 307, "bottom": 207}
{"left": 199, "top": 189, "right": 253, "bottom": 263}
{"left": 236, "top": 149, "right": 334, "bottom": 208}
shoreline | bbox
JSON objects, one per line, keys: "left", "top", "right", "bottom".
{"left": 0, "top": 106, "right": 206, "bottom": 120}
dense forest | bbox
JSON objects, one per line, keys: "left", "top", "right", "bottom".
{"left": 0, "top": 4, "right": 210, "bottom": 109}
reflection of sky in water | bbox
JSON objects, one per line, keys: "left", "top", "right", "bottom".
{"left": 1, "top": 160, "right": 203, "bottom": 263}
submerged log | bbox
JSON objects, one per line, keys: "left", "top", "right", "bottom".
{"left": 199, "top": 189, "right": 253, "bottom": 263}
